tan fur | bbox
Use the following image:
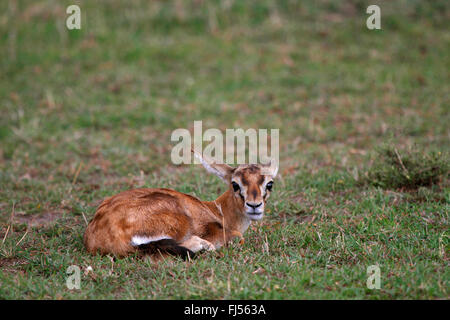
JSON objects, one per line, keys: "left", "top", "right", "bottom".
{"left": 84, "top": 152, "right": 278, "bottom": 257}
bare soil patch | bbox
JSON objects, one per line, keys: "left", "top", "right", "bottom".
{"left": 13, "top": 211, "right": 62, "bottom": 227}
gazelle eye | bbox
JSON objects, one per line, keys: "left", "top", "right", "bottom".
{"left": 231, "top": 181, "right": 240, "bottom": 192}
{"left": 266, "top": 181, "right": 273, "bottom": 191}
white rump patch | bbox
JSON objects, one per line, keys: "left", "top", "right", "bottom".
{"left": 131, "top": 235, "right": 171, "bottom": 246}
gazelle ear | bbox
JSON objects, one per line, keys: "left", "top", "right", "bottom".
{"left": 191, "top": 149, "right": 234, "bottom": 183}
{"left": 261, "top": 158, "right": 279, "bottom": 178}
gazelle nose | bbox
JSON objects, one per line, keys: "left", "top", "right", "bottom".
{"left": 246, "top": 202, "right": 262, "bottom": 209}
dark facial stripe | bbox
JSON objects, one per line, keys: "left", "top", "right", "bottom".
{"left": 258, "top": 175, "right": 265, "bottom": 185}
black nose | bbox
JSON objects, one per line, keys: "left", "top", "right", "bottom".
{"left": 246, "top": 202, "right": 262, "bottom": 209}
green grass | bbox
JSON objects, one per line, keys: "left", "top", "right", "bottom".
{"left": 367, "top": 143, "right": 449, "bottom": 190}
{"left": 0, "top": 0, "right": 449, "bottom": 299}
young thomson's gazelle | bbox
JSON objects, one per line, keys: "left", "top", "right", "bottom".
{"left": 83, "top": 150, "right": 278, "bottom": 258}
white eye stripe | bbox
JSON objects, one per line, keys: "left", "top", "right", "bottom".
{"left": 261, "top": 178, "right": 271, "bottom": 187}
{"left": 231, "top": 180, "right": 247, "bottom": 200}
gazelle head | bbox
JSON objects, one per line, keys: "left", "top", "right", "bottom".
{"left": 193, "top": 150, "right": 278, "bottom": 221}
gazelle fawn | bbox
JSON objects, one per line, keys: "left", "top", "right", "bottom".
{"left": 83, "top": 150, "right": 278, "bottom": 258}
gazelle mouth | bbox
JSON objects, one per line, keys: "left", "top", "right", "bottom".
{"left": 246, "top": 211, "right": 263, "bottom": 220}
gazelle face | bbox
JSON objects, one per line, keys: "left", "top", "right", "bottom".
{"left": 192, "top": 149, "right": 278, "bottom": 221}
{"left": 230, "top": 165, "right": 275, "bottom": 221}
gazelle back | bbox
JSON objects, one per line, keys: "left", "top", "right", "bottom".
{"left": 83, "top": 150, "right": 278, "bottom": 258}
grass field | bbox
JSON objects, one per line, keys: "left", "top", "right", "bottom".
{"left": 0, "top": 0, "right": 449, "bottom": 299}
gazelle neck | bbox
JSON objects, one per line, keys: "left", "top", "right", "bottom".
{"left": 205, "top": 189, "right": 251, "bottom": 235}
